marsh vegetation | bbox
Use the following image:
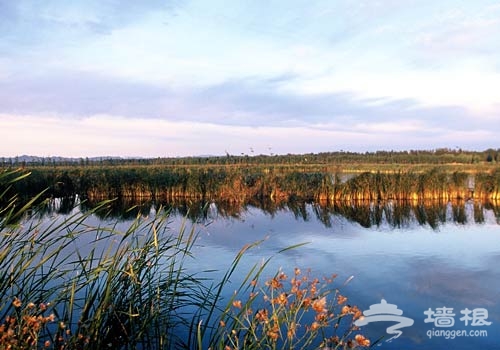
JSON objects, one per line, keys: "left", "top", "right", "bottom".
{"left": 1, "top": 150, "right": 499, "bottom": 349}
{"left": 4, "top": 164, "right": 500, "bottom": 205}
{"left": 1, "top": 169, "right": 369, "bottom": 349}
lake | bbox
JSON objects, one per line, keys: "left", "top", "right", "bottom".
{"left": 22, "top": 198, "right": 500, "bottom": 348}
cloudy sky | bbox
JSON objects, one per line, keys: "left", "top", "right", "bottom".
{"left": 1, "top": 0, "right": 499, "bottom": 157}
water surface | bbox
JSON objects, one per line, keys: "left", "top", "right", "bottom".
{"left": 179, "top": 200, "right": 500, "bottom": 349}
{"left": 26, "top": 199, "right": 500, "bottom": 348}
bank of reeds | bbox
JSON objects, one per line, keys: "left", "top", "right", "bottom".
{"left": 7, "top": 165, "right": 500, "bottom": 205}
{"left": 336, "top": 169, "right": 461, "bottom": 201}
{"left": 1, "top": 169, "right": 368, "bottom": 349}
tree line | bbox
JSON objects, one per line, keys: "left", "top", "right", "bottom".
{"left": 1, "top": 148, "right": 500, "bottom": 168}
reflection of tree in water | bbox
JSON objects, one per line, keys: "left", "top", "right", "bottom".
{"left": 413, "top": 201, "right": 447, "bottom": 229}
{"left": 483, "top": 200, "right": 500, "bottom": 225}
{"left": 316, "top": 199, "right": 498, "bottom": 230}
{"left": 19, "top": 196, "right": 78, "bottom": 222}
{"left": 383, "top": 201, "right": 413, "bottom": 228}
{"left": 311, "top": 203, "right": 333, "bottom": 227}
{"left": 48, "top": 196, "right": 77, "bottom": 215}
{"left": 79, "top": 198, "right": 153, "bottom": 221}
{"left": 211, "top": 200, "right": 242, "bottom": 220}
{"left": 18, "top": 196, "right": 500, "bottom": 230}
{"left": 170, "top": 200, "right": 210, "bottom": 222}
{"left": 331, "top": 201, "right": 372, "bottom": 228}
{"left": 451, "top": 202, "right": 467, "bottom": 224}
{"left": 287, "top": 200, "right": 309, "bottom": 222}
{"left": 473, "top": 202, "right": 485, "bottom": 224}
{"left": 246, "top": 197, "right": 289, "bottom": 218}
{"left": 371, "top": 202, "right": 384, "bottom": 227}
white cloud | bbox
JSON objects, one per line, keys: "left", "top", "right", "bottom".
{"left": 288, "top": 63, "right": 500, "bottom": 115}
{"left": 2, "top": 113, "right": 497, "bottom": 158}
{"left": 2, "top": 1, "right": 500, "bottom": 156}
{"left": 414, "top": 5, "right": 500, "bottom": 55}
{"left": 353, "top": 121, "right": 425, "bottom": 133}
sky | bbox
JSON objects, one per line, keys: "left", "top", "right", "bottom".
{"left": 1, "top": 0, "right": 499, "bottom": 158}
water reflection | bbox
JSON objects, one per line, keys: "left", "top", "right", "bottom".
{"left": 31, "top": 197, "right": 500, "bottom": 229}
{"left": 6, "top": 195, "right": 500, "bottom": 350}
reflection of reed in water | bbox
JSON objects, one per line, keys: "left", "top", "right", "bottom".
{"left": 37, "top": 196, "right": 500, "bottom": 230}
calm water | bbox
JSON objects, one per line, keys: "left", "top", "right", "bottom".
{"left": 28, "top": 199, "right": 500, "bottom": 349}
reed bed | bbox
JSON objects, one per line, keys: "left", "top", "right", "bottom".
{"left": 1, "top": 169, "right": 368, "bottom": 349}
{"left": 7, "top": 165, "right": 500, "bottom": 205}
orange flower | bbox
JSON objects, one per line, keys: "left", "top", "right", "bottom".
{"left": 309, "top": 321, "right": 320, "bottom": 331}
{"left": 266, "top": 277, "right": 283, "bottom": 289}
{"left": 312, "top": 297, "right": 327, "bottom": 313}
{"left": 355, "top": 334, "right": 371, "bottom": 347}
{"left": 330, "top": 335, "right": 340, "bottom": 345}
{"left": 267, "top": 330, "right": 279, "bottom": 341}
{"left": 12, "top": 297, "right": 22, "bottom": 308}
{"left": 341, "top": 305, "right": 351, "bottom": 315}
{"left": 295, "top": 288, "right": 305, "bottom": 300}
{"left": 309, "top": 278, "right": 320, "bottom": 296}
{"left": 291, "top": 277, "right": 301, "bottom": 290}
{"left": 337, "top": 295, "right": 348, "bottom": 305}
{"left": 302, "top": 297, "right": 312, "bottom": 308}
{"left": 255, "top": 308, "right": 269, "bottom": 323}
{"left": 273, "top": 293, "right": 288, "bottom": 306}
{"left": 351, "top": 306, "right": 363, "bottom": 320}
{"left": 232, "top": 300, "right": 242, "bottom": 309}
{"left": 315, "top": 312, "right": 328, "bottom": 322}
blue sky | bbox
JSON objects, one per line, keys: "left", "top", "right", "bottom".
{"left": 1, "top": 0, "right": 499, "bottom": 157}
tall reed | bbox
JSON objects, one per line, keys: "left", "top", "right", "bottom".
{"left": 1, "top": 169, "right": 211, "bottom": 349}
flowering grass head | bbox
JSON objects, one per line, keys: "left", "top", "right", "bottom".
{"left": 216, "top": 268, "right": 369, "bottom": 349}
{"left": 0, "top": 299, "right": 56, "bottom": 349}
